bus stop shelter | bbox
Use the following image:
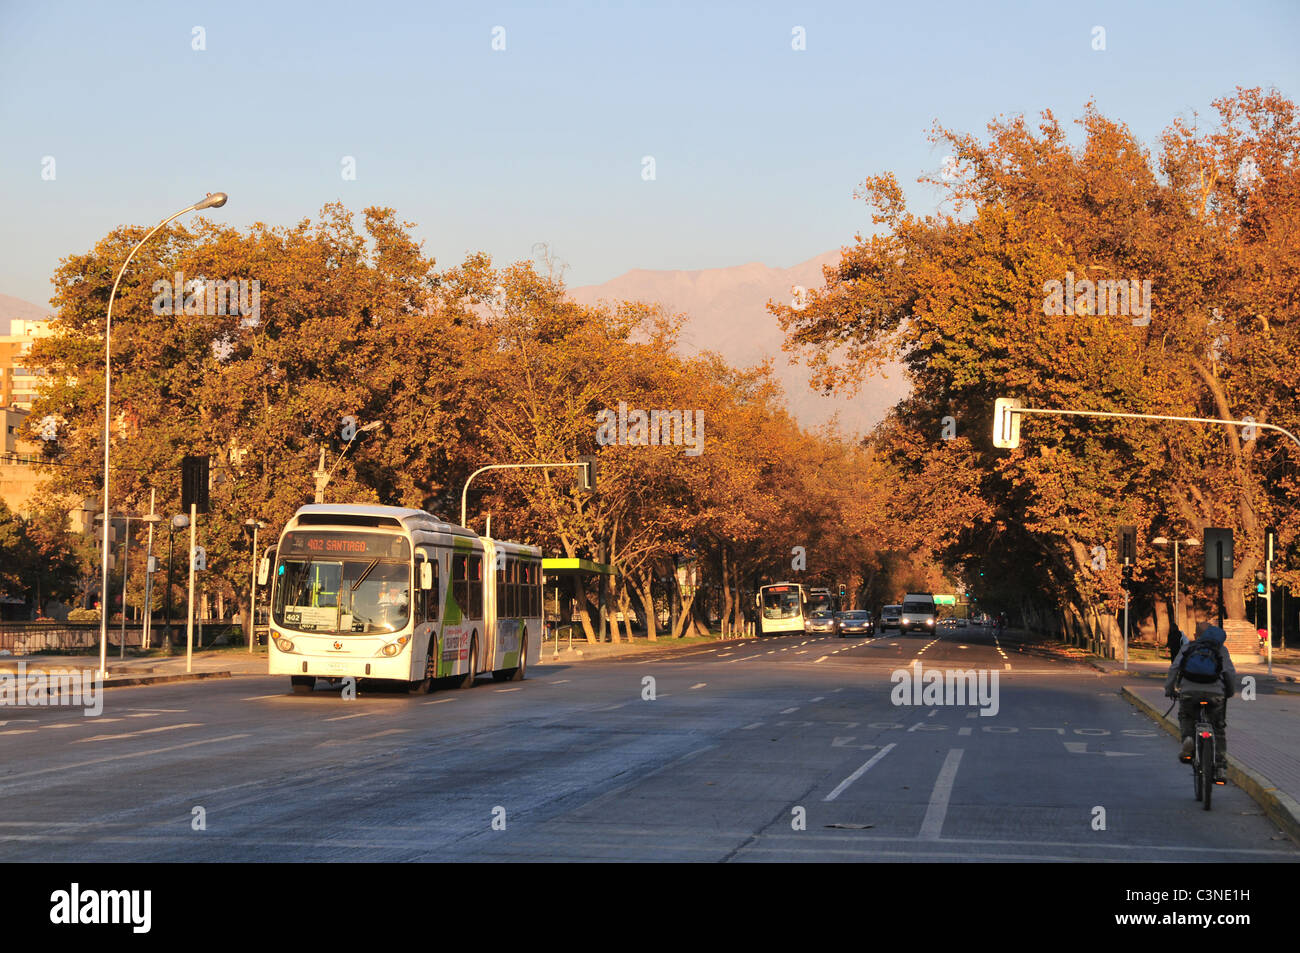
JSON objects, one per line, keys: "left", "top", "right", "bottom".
{"left": 542, "top": 557, "right": 618, "bottom": 648}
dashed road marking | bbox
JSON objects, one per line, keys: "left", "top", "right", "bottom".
{"left": 73, "top": 723, "right": 202, "bottom": 744}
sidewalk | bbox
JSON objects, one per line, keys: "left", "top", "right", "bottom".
{"left": 0, "top": 648, "right": 267, "bottom": 686}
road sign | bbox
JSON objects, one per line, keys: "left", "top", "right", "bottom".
{"left": 993, "top": 398, "right": 1022, "bottom": 449}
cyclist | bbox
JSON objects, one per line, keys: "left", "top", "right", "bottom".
{"left": 1164, "top": 621, "right": 1237, "bottom": 784}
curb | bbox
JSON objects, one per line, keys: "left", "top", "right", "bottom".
{"left": 100, "top": 671, "right": 233, "bottom": 689}
{"left": 1121, "top": 685, "right": 1300, "bottom": 847}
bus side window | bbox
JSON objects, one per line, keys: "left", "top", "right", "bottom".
{"left": 452, "top": 553, "right": 468, "bottom": 614}
{"left": 468, "top": 554, "right": 483, "bottom": 619}
{"left": 496, "top": 554, "right": 506, "bottom": 618}
{"left": 508, "top": 557, "right": 519, "bottom": 618}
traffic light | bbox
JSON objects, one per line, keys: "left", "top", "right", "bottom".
{"left": 1266, "top": 526, "right": 1278, "bottom": 563}
{"left": 838, "top": 583, "right": 846, "bottom": 599}
{"left": 1203, "top": 528, "right": 1234, "bottom": 580}
{"left": 1118, "top": 525, "right": 1137, "bottom": 565}
{"left": 1256, "top": 571, "right": 1266, "bottom": 595}
{"left": 181, "top": 455, "right": 210, "bottom": 513}
{"left": 577, "top": 455, "right": 597, "bottom": 493}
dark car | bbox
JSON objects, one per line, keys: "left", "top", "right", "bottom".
{"left": 836, "top": 610, "right": 874, "bottom": 637}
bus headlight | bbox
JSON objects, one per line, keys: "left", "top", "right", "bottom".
{"left": 380, "top": 635, "right": 410, "bottom": 657}
{"left": 275, "top": 638, "right": 295, "bottom": 653}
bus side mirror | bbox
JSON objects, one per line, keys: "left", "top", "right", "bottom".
{"left": 420, "top": 561, "right": 433, "bottom": 591}
{"left": 258, "top": 557, "right": 270, "bottom": 587}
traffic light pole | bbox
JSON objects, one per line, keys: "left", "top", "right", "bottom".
{"left": 996, "top": 403, "right": 1300, "bottom": 451}
{"left": 185, "top": 503, "right": 197, "bottom": 675}
{"left": 460, "top": 461, "right": 593, "bottom": 529}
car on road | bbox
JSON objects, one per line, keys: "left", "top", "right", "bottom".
{"left": 805, "top": 609, "right": 837, "bottom": 634}
{"left": 836, "top": 610, "right": 873, "bottom": 637}
{"left": 880, "top": 604, "right": 902, "bottom": 630}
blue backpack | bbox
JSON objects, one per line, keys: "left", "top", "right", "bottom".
{"left": 1180, "top": 641, "right": 1223, "bottom": 684}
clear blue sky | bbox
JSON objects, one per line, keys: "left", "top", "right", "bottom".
{"left": 1, "top": 0, "right": 1296, "bottom": 308}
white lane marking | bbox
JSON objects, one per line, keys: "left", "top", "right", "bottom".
{"left": 73, "top": 723, "right": 202, "bottom": 744}
{"left": 741, "top": 722, "right": 763, "bottom": 730}
{"left": 0, "top": 729, "right": 37, "bottom": 736}
{"left": 324, "top": 711, "right": 377, "bottom": 722}
{"left": 552, "top": 679, "right": 571, "bottom": 684}
{"left": 927, "top": 709, "right": 938, "bottom": 719}
{"left": 0, "top": 734, "right": 251, "bottom": 785}
{"left": 690, "top": 683, "right": 707, "bottom": 690}
{"left": 422, "top": 698, "right": 455, "bottom": 705}
{"left": 125, "top": 708, "right": 186, "bottom": 712}
{"left": 810, "top": 696, "right": 824, "bottom": 702}
{"left": 124, "top": 713, "right": 162, "bottom": 718}
{"left": 823, "top": 744, "right": 897, "bottom": 801}
{"left": 1005, "top": 663, "right": 1012, "bottom": 670}
{"left": 495, "top": 688, "right": 522, "bottom": 693}
{"left": 918, "top": 748, "right": 964, "bottom": 841}
{"left": 814, "top": 656, "right": 829, "bottom": 663}
{"left": 596, "top": 703, "right": 626, "bottom": 711}
{"left": 958, "top": 727, "right": 972, "bottom": 736}
{"left": 780, "top": 707, "right": 799, "bottom": 714}
{"left": 241, "top": 694, "right": 288, "bottom": 701}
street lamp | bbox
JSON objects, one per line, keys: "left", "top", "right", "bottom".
{"left": 1153, "top": 536, "right": 1200, "bottom": 637}
{"left": 96, "top": 192, "right": 227, "bottom": 679}
{"left": 243, "top": 518, "right": 268, "bottom": 653}
{"left": 314, "top": 420, "right": 382, "bottom": 503}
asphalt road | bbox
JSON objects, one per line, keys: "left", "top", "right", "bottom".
{"left": 2, "top": 625, "right": 1295, "bottom": 861}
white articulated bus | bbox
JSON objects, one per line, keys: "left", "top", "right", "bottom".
{"left": 264, "top": 505, "right": 542, "bottom": 695}
{"left": 756, "top": 581, "right": 807, "bottom": 636}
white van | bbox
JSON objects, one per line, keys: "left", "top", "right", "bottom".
{"left": 900, "top": 593, "right": 937, "bottom": 634}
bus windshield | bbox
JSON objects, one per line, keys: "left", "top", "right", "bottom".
{"left": 762, "top": 588, "right": 802, "bottom": 620}
{"left": 273, "top": 532, "right": 412, "bottom": 635}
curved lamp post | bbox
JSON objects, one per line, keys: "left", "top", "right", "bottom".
{"left": 97, "top": 192, "right": 227, "bottom": 679}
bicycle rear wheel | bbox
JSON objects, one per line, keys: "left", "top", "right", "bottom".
{"left": 1199, "top": 733, "right": 1214, "bottom": 810}
{"left": 1192, "top": 747, "right": 1203, "bottom": 800}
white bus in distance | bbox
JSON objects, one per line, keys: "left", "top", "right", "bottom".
{"left": 263, "top": 505, "right": 542, "bottom": 694}
{"left": 757, "top": 582, "right": 807, "bottom": 636}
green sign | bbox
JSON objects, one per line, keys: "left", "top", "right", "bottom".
{"left": 934, "top": 594, "right": 956, "bottom": 605}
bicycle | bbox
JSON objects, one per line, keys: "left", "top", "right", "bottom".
{"left": 1189, "top": 697, "right": 1216, "bottom": 811}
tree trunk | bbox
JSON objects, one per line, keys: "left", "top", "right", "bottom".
{"left": 720, "top": 548, "right": 734, "bottom": 636}
{"left": 635, "top": 572, "right": 657, "bottom": 641}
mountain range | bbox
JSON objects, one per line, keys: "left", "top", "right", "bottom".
{"left": 570, "top": 252, "right": 909, "bottom": 436}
